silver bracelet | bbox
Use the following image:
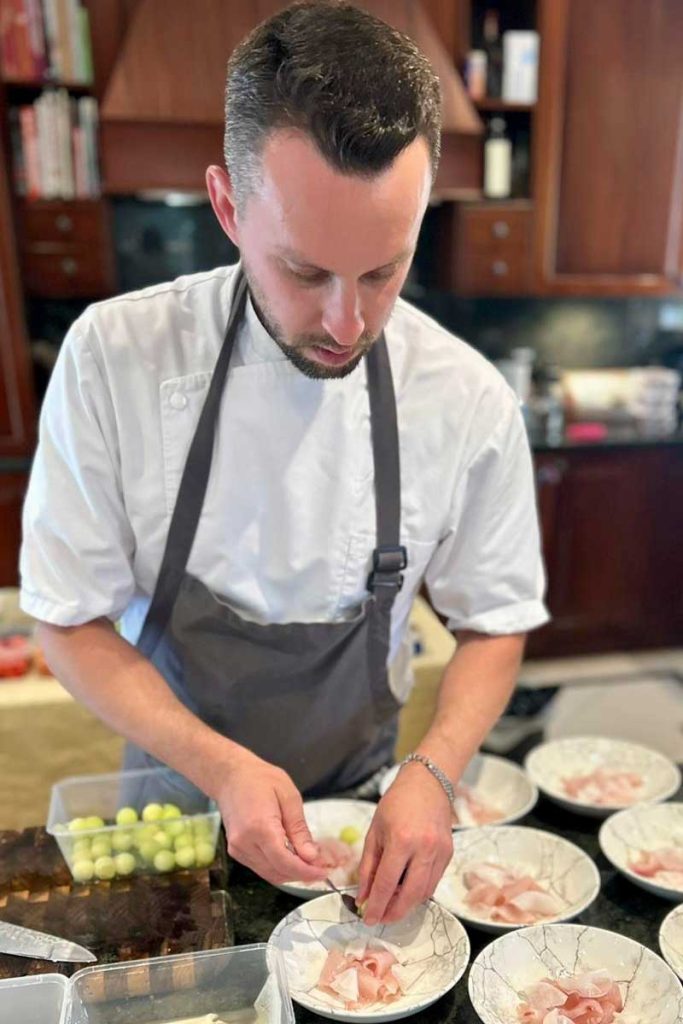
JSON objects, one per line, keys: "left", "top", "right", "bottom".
{"left": 400, "top": 752, "right": 455, "bottom": 805}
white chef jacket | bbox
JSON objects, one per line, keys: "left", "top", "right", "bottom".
{"left": 20, "top": 263, "right": 549, "bottom": 702}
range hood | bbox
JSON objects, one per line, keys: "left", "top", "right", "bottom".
{"left": 99, "top": 0, "right": 483, "bottom": 196}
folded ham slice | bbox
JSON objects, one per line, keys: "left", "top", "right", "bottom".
{"left": 561, "top": 768, "right": 643, "bottom": 806}
{"left": 463, "top": 862, "right": 563, "bottom": 924}
{"left": 317, "top": 941, "right": 404, "bottom": 1010}
{"left": 453, "top": 783, "right": 502, "bottom": 827}
{"left": 317, "top": 836, "right": 361, "bottom": 887}
{"left": 629, "top": 846, "right": 683, "bottom": 890}
{"left": 517, "top": 970, "right": 623, "bottom": 1023}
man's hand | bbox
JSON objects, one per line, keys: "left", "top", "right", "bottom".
{"left": 216, "top": 748, "right": 330, "bottom": 887}
{"left": 356, "top": 763, "right": 453, "bottom": 925}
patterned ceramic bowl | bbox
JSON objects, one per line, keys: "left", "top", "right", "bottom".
{"left": 269, "top": 889, "right": 470, "bottom": 1022}
{"left": 379, "top": 754, "right": 538, "bottom": 831}
{"left": 599, "top": 801, "right": 683, "bottom": 901}
{"left": 434, "top": 825, "right": 600, "bottom": 933}
{"left": 660, "top": 904, "right": 683, "bottom": 982}
{"left": 524, "top": 735, "right": 681, "bottom": 818}
{"left": 468, "top": 923, "right": 683, "bottom": 1023}
{"left": 278, "top": 799, "right": 376, "bottom": 900}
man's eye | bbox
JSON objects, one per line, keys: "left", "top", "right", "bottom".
{"left": 363, "top": 269, "right": 395, "bottom": 284}
{"left": 290, "top": 268, "right": 327, "bottom": 285}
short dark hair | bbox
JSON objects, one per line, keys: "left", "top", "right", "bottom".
{"left": 224, "top": 0, "right": 441, "bottom": 207}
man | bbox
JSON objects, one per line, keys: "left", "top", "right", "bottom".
{"left": 20, "top": 0, "right": 548, "bottom": 927}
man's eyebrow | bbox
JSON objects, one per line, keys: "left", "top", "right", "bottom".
{"left": 275, "top": 246, "right": 414, "bottom": 274}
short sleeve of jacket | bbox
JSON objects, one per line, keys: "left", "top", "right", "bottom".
{"left": 424, "top": 392, "right": 549, "bottom": 635}
{"left": 20, "top": 316, "right": 136, "bottom": 625}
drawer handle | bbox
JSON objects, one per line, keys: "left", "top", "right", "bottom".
{"left": 61, "top": 257, "right": 79, "bottom": 276}
{"left": 492, "top": 220, "right": 510, "bottom": 239}
{"left": 492, "top": 259, "right": 509, "bottom": 276}
{"left": 55, "top": 214, "right": 74, "bottom": 233}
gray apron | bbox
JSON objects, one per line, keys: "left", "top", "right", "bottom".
{"left": 124, "top": 269, "right": 407, "bottom": 799}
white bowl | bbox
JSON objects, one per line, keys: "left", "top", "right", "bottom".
{"left": 660, "top": 904, "right": 683, "bottom": 982}
{"left": 468, "top": 923, "right": 683, "bottom": 1023}
{"left": 269, "top": 890, "right": 470, "bottom": 1022}
{"left": 277, "top": 799, "right": 376, "bottom": 899}
{"left": 599, "top": 802, "right": 683, "bottom": 901}
{"left": 525, "top": 735, "right": 681, "bottom": 818}
{"left": 379, "top": 755, "right": 538, "bottom": 830}
{"left": 434, "top": 825, "right": 600, "bottom": 933}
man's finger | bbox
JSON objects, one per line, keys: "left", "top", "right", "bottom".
{"left": 356, "top": 828, "right": 381, "bottom": 905}
{"left": 257, "top": 828, "right": 329, "bottom": 884}
{"left": 362, "top": 844, "right": 407, "bottom": 926}
{"left": 277, "top": 785, "right": 320, "bottom": 863}
{"left": 381, "top": 855, "right": 434, "bottom": 923}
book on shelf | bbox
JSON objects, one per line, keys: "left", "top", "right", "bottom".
{"left": 0, "top": 0, "right": 93, "bottom": 85}
{"left": 12, "top": 88, "right": 100, "bottom": 199}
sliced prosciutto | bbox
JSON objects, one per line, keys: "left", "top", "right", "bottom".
{"left": 561, "top": 768, "right": 643, "bottom": 807}
{"left": 317, "top": 836, "right": 361, "bottom": 887}
{"left": 463, "top": 862, "right": 563, "bottom": 924}
{"left": 317, "top": 941, "right": 403, "bottom": 1010}
{"left": 453, "top": 783, "right": 502, "bottom": 827}
{"left": 629, "top": 846, "right": 683, "bottom": 890}
{"left": 517, "top": 970, "right": 623, "bottom": 1023}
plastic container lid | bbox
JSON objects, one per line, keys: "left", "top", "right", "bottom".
{"left": 0, "top": 973, "right": 68, "bottom": 1024}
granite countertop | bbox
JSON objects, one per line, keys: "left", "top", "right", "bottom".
{"left": 228, "top": 789, "right": 682, "bottom": 1023}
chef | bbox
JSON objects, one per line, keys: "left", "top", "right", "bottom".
{"left": 20, "top": 0, "right": 548, "bottom": 927}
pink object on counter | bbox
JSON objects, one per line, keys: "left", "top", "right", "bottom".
{"left": 0, "top": 634, "right": 33, "bottom": 678}
{"left": 566, "top": 422, "right": 609, "bottom": 442}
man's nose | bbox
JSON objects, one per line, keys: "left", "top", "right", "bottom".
{"left": 321, "top": 282, "right": 365, "bottom": 348}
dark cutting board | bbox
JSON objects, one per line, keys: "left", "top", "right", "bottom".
{"left": 0, "top": 826, "right": 233, "bottom": 979}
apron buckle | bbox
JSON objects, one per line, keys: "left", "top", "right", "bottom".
{"left": 367, "top": 544, "right": 408, "bottom": 592}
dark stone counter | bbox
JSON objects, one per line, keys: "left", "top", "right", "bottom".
{"left": 228, "top": 793, "right": 681, "bottom": 1023}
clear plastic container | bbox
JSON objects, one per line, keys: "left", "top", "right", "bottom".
{"left": 0, "top": 973, "right": 69, "bottom": 1023}
{"left": 67, "top": 944, "right": 294, "bottom": 1023}
{"left": 47, "top": 767, "right": 221, "bottom": 884}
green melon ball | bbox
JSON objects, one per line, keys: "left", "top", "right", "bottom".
{"left": 162, "top": 803, "right": 182, "bottom": 819}
{"left": 72, "top": 858, "right": 95, "bottom": 883}
{"left": 339, "top": 825, "right": 362, "bottom": 845}
{"left": 114, "top": 852, "right": 136, "bottom": 877}
{"left": 134, "top": 824, "right": 157, "bottom": 846}
{"left": 71, "top": 838, "right": 92, "bottom": 858}
{"left": 141, "top": 803, "right": 164, "bottom": 823}
{"left": 84, "top": 815, "right": 105, "bottom": 829}
{"left": 90, "top": 837, "right": 112, "bottom": 859}
{"left": 138, "top": 840, "right": 159, "bottom": 863}
{"left": 115, "top": 806, "right": 139, "bottom": 826}
{"left": 94, "top": 855, "right": 116, "bottom": 880}
{"left": 164, "top": 819, "right": 186, "bottom": 838}
{"left": 194, "top": 841, "right": 215, "bottom": 868}
{"left": 152, "top": 829, "right": 172, "bottom": 851}
{"left": 67, "top": 817, "right": 89, "bottom": 832}
{"left": 111, "top": 830, "right": 134, "bottom": 852}
{"left": 175, "top": 845, "right": 196, "bottom": 869}
{"left": 174, "top": 832, "right": 193, "bottom": 851}
{"left": 192, "top": 817, "right": 213, "bottom": 839}
{"left": 153, "top": 850, "right": 176, "bottom": 873}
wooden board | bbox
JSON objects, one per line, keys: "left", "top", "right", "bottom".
{"left": 0, "top": 826, "right": 232, "bottom": 979}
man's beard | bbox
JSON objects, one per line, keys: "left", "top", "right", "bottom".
{"left": 243, "top": 266, "right": 378, "bottom": 380}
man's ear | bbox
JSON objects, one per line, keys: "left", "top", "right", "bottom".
{"left": 206, "top": 165, "right": 240, "bottom": 246}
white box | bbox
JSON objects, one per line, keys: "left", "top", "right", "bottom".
{"left": 503, "top": 30, "right": 540, "bottom": 104}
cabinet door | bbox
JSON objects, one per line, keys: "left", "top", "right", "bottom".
{"left": 529, "top": 450, "right": 656, "bottom": 657}
{"left": 0, "top": 474, "right": 27, "bottom": 587}
{"left": 532, "top": 0, "right": 683, "bottom": 296}
{"left": 0, "top": 118, "right": 35, "bottom": 456}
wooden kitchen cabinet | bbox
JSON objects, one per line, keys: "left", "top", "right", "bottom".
{"left": 0, "top": 99, "right": 35, "bottom": 458}
{"left": 531, "top": 0, "right": 683, "bottom": 296}
{"left": 438, "top": 200, "right": 532, "bottom": 295}
{"left": 527, "top": 445, "right": 683, "bottom": 657}
{"left": 0, "top": 474, "right": 27, "bottom": 586}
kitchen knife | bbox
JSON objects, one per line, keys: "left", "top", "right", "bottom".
{"left": 0, "top": 920, "right": 96, "bottom": 963}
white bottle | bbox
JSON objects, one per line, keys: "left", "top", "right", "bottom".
{"left": 484, "top": 117, "right": 512, "bottom": 199}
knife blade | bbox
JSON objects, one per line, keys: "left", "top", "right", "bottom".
{"left": 0, "top": 920, "right": 96, "bottom": 963}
